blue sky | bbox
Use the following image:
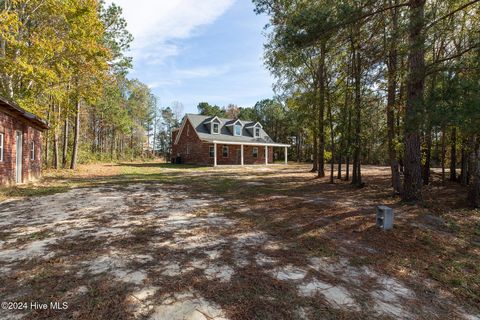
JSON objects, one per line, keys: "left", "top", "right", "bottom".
{"left": 108, "top": 0, "right": 274, "bottom": 114}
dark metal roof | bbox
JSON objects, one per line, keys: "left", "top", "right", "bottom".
{"left": 185, "top": 113, "right": 289, "bottom": 146}
{"left": 0, "top": 95, "right": 49, "bottom": 130}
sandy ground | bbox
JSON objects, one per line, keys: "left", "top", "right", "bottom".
{"left": 0, "top": 164, "right": 478, "bottom": 319}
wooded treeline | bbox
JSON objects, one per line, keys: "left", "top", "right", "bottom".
{"left": 253, "top": 0, "right": 480, "bottom": 206}
{"left": 0, "top": 0, "right": 157, "bottom": 167}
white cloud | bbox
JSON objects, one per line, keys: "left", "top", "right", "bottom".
{"left": 107, "top": 0, "right": 235, "bottom": 63}
{"left": 147, "top": 79, "right": 181, "bottom": 88}
{"left": 147, "top": 65, "right": 230, "bottom": 89}
{"left": 174, "top": 65, "right": 230, "bottom": 79}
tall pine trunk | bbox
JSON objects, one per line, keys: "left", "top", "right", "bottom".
{"left": 111, "top": 128, "right": 116, "bottom": 161}
{"left": 328, "top": 86, "right": 335, "bottom": 184}
{"left": 346, "top": 156, "right": 350, "bottom": 181}
{"left": 317, "top": 40, "right": 326, "bottom": 178}
{"left": 53, "top": 105, "right": 59, "bottom": 169}
{"left": 403, "top": 0, "right": 426, "bottom": 201}
{"left": 53, "top": 132, "right": 59, "bottom": 169}
{"left": 450, "top": 127, "right": 457, "bottom": 181}
{"left": 70, "top": 98, "right": 80, "bottom": 170}
{"left": 44, "top": 107, "right": 51, "bottom": 168}
{"left": 337, "top": 155, "right": 342, "bottom": 179}
{"left": 345, "top": 100, "right": 352, "bottom": 181}
{"left": 386, "top": 2, "right": 401, "bottom": 193}
{"left": 62, "top": 113, "right": 69, "bottom": 168}
{"left": 460, "top": 138, "right": 468, "bottom": 185}
{"left": 468, "top": 134, "right": 480, "bottom": 207}
{"left": 352, "top": 43, "right": 362, "bottom": 187}
{"left": 441, "top": 127, "right": 446, "bottom": 183}
{"left": 422, "top": 129, "right": 432, "bottom": 185}
{"left": 297, "top": 129, "right": 302, "bottom": 163}
{"left": 311, "top": 128, "right": 318, "bottom": 172}
{"left": 422, "top": 2, "right": 437, "bottom": 187}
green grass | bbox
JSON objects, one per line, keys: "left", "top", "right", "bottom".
{"left": 0, "top": 185, "right": 71, "bottom": 200}
{"left": 0, "top": 161, "right": 212, "bottom": 201}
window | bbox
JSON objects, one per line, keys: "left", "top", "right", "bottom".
{"left": 209, "top": 146, "right": 215, "bottom": 158}
{"left": 30, "top": 141, "right": 35, "bottom": 160}
{"left": 0, "top": 133, "right": 4, "bottom": 162}
{"left": 252, "top": 147, "right": 258, "bottom": 158}
{"left": 222, "top": 146, "right": 229, "bottom": 157}
{"left": 255, "top": 128, "right": 260, "bottom": 138}
{"left": 187, "top": 125, "right": 190, "bottom": 136}
{"left": 234, "top": 124, "right": 242, "bottom": 136}
{"left": 186, "top": 144, "right": 190, "bottom": 155}
{"left": 212, "top": 123, "right": 220, "bottom": 134}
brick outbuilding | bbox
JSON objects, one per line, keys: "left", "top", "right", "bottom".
{"left": 0, "top": 96, "right": 49, "bottom": 185}
{"left": 172, "top": 114, "right": 289, "bottom": 166}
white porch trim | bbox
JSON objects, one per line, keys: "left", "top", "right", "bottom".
{"left": 210, "top": 140, "right": 290, "bottom": 167}
{"left": 210, "top": 140, "right": 290, "bottom": 148}
{"left": 241, "top": 144, "right": 244, "bottom": 166}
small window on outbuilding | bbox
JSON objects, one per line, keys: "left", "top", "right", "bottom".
{"left": 209, "top": 146, "right": 215, "bottom": 158}
{"left": 252, "top": 147, "right": 258, "bottom": 158}
{"left": 30, "top": 141, "right": 35, "bottom": 160}
{"left": 186, "top": 144, "right": 190, "bottom": 155}
{"left": 222, "top": 146, "right": 229, "bottom": 157}
{"left": 255, "top": 128, "right": 260, "bottom": 138}
{"left": 212, "top": 123, "right": 220, "bottom": 134}
{"left": 0, "top": 133, "right": 4, "bottom": 162}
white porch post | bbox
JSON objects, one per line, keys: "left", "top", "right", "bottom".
{"left": 265, "top": 146, "right": 268, "bottom": 165}
{"left": 213, "top": 143, "right": 217, "bottom": 167}
{"left": 284, "top": 147, "right": 288, "bottom": 164}
{"left": 241, "top": 144, "right": 244, "bottom": 166}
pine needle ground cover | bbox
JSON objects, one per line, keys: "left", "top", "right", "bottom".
{"left": 0, "top": 162, "right": 478, "bottom": 319}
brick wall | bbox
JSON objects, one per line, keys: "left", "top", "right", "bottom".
{"left": 172, "top": 119, "right": 274, "bottom": 166}
{"left": 0, "top": 110, "right": 43, "bottom": 185}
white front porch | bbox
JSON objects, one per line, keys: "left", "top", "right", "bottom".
{"left": 211, "top": 140, "right": 290, "bottom": 167}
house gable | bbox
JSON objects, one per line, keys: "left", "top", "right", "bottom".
{"left": 174, "top": 116, "right": 202, "bottom": 145}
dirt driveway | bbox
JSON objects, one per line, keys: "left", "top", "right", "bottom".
{"left": 0, "top": 164, "right": 478, "bottom": 319}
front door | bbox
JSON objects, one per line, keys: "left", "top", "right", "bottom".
{"left": 236, "top": 149, "right": 241, "bottom": 164}
{"left": 15, "top": 131, "right": 23, "bottom": 184}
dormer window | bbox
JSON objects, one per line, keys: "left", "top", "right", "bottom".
{"left": 234, "top": 124, "right": 242, "bottom": 136}
{"left": 212, "top": 123, "right": 220, "bottom": 134}
{"left": 205, "top": 116, "right": 221, "bottom": 135}
{"left": 246, "top": 122, "right": 263, "bottom": 138}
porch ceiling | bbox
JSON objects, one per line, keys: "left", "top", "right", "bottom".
{"left": 209, "top": 140, "right": 290, "bottom": 148}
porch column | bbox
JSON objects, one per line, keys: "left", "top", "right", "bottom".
{"left": 265, "top": 146, "right": 268, "bottom": 165}
{"left": 213, "top": 142, "right": 217, "bottom": 167}
{"left": 284, "top": 147, "right": 288, "bottom": 164}
{"left": 241, "top": 144, "right": 244, "bottom": 166}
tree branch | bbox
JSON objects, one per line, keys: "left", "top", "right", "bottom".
{"left": 426, "top": 0, "right": 480, "bottom": 29}
{"left": 425, "top": 44, "right": 479, "bottom": 75}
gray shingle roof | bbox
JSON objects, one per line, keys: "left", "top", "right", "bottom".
{"left": 185, "top": 114, "right": 287, "bottom": 146}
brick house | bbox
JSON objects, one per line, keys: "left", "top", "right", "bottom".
{"left": 172, "top": 114, "right": 290, "bottom": 166}
{"left": 0, "top": 95, "right": 49, "bottom": 185}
